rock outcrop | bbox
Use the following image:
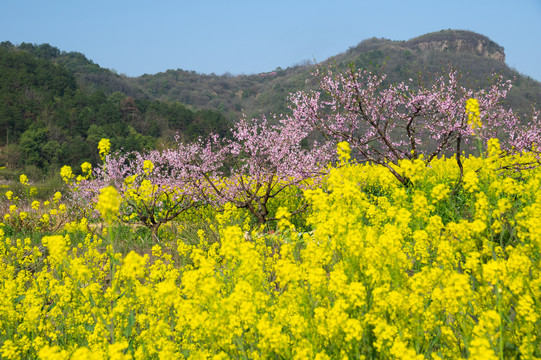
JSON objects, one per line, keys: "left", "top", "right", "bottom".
{"left": 405, "top": 30, "right": 505, "bottom": 62}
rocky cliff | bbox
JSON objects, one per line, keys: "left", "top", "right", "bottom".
{"left": 405, "top": 30, "right": 505, "bottom": 62}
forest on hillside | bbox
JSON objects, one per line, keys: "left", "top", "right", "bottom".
{"left": 0, "top": 42, "right": 230, "bottom": 178}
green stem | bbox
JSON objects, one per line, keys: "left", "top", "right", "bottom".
{"left": 497, "top": 283, "right": 504, "bottom": 359}
{"left": 108, "top": 224, "right": 116, "bottom": 344}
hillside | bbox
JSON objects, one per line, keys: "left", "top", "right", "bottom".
{"left": 0, "top": 42, "right": 229, "bottom": 177}
{"left": 129, "top": 30, "right": 541, "bottom": 120}
{"left": 6, "top": 41, "right": 147, "bottom": 98}
{"left": 5, "top": 30, "right": 540, "bottom": 123}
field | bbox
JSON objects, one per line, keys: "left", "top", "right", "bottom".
{"left": 1, "top": 138, "right": 541, "bottom": 359}
{"left": 2, "top": 65, "right": 541, "bottom": 359}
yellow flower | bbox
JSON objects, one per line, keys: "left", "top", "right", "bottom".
{"left": 60, "top": 165, "right": 74, "bottom": 184}
{"left": 5, "top": 190, "right": 13, "bottom": 200}
{"left": 121, "top": 251, "right": 148, "bottom": 280}
{"left": 108, "top": 341, "right": 131, "bottom": 360}
{"left": 53, "top": 191, "right": 62, "bottom": 203}
{"left": 98, "top": 138, "right": 111, "bottom": 160}
{"left": 97, "top": 186, "right": 120, "bottom": 221}
{"left": 70, "top": 347, "right": 94, "bottom": 360}
{"left": 431, "top": 183, "right": 450, "bottom": 204}
{"left": 466, "top": 98, "right": 482, "bottom": 131}
{"left": 40, "top": 214, "right": 50, "bottom": 224}
{"left": 0, "top": 340, "right": 20, "bottom": 360}
{"left": 81, "top": 161, "right": 92, "bottom": 175}
{"left": 469, "top": 336, "right": 498, "bottom": 360}
{"left": 31, "top": 201, "right": 40, "bottom": 210}
{"left": 19, "top": 174, "right": 28, "bottom": 186}
{"left": 337, "top": 141, "right": 351, "bottom": 163}
{"left": 463, "top": 170, "right": 479, "bottom": 193}
{"left": 38, "top": 345, "right": 69, "bottom": 360}
{"left": 276, "top": 206, "right": 295, "bottom": 232}
{"left": 42, "top": 235, "right": 68, "bottom": 267}
{"left": 143, "top": 159, "right": 154, "bottom": 174}
{"left": 487, "top": 138, "right": 501, "bottom": 158}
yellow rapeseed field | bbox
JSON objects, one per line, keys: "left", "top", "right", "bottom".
{"left": 1, "top": 140, "right": 540, "bottom": 359}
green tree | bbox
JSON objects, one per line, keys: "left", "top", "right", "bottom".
{"left": 19, "top": 127, "right": 48, "bottom": 168}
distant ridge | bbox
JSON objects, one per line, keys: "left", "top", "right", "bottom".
{"left": 2, "top": 28, "right": 541, "bottom": 136}
{"left": 128, "top": 29, "right": 540, "bottom": 120}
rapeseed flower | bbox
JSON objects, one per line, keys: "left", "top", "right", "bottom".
{"left": 81, "top": 161, "right": 92, "bottom": 175}
{"left": 275, "top": 206, "right": 295, "bottom": 232}
{"left": 42, "top": 235, "right": 68, "bottom": 267}
{"left": 60, "top": 165, "right": 74, "bottom": 184}
{"left": 97, "top": 186, "right": 120, "bottom": 222}
{"left": 0, "top": 340, "right": 20, "bottom": 360}
{"left": 121, "top": 251, "right": 148, "bottom": 280}
{"left": 430, "top": 183, "right": 450, "bottom": 204}
{"left": 1, "top": 145, "right": 541, "bottom": 359}
{"left": 53, "top": 191, "right": 62, "bottom": 203}
{"left": 143, "top": 159, "right": 154, "bottom": 174}
{"left": 337, "top": 141, "right": 351, "bottom": 163}
{"left": 98, "top": 138, "right": 111, "bottom": 161}
{"left": 487, "top": 138, "right": 502, "bottom": 158}
{"left": 19, "top": 174, "right": 28, "bottom": 185}
{"left": 463, "top": 170, "right": 480, "bottom": 193}
{"left": 466, "top": 98, "right": 482, "bottom": 130}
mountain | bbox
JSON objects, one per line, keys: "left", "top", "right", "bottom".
{"left": 5, "top": 29, "right": 540, "bottom": 123}
{"left": 127, "top": 29, "right": 541, "bottom": 120}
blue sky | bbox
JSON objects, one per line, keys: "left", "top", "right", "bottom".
{"left": 2, "top": 0, "right": 541, "bottom": 81}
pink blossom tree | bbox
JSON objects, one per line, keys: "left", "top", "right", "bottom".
{"left": 288, "top": 65, "right": 541, "bottom": 185}
{"left": 170, "top": 115, "right": 332, "bottom": 225}
{"left": 74, "top": 115, "right": 331, "bottom": 228}
{"left": 72, "top": 65, "right": 541, "bottom": 228}
{"left": 74, "top": 149, "right": 204, "bottom": 233}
